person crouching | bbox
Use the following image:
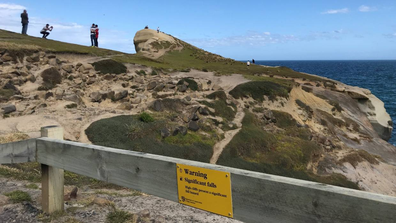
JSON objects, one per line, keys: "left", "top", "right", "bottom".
{"left": 40, "top": 24, "right": 53, "bottom": 39}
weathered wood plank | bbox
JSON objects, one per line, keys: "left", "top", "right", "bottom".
{"left": 40, "top": 126, "right": 64, "bottom": 214}
{"left": 0, "top": 138, "right": 36, "bottom": 164}
{"left": 36, "top": 138, "right": 396, "bottom": 223}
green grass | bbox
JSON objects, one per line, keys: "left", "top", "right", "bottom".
{"left": 25, "top": 183, "right": 39, "bottom": 189}
{"left": 4, "top": 190, "right": 32, "bottom": 203}
{"left": 206, "top": 91, "right": 227, "bottom": 101}
{"left": 217, "top": 110, "right": 359, "bottom": 189}
{"left": 0, "top": 29, "right": 331, "bottom": 82}
{"left": 92, "top": 59, "right": 127, "bottom": 74}
{"left": 139, "top": 112, "right": 154, "bottom": 123}
{"left": 0, "top": 89, "right": 15, "bottom": 99}
{"left": 177, "top": 78, "right": 198, "bottom": 91}
{"left": 230, "top": 81, "right": 292, "bottom": 101}
{"left": 106, "top": 210, "right": 133, "bottom": 223}
{"left": 200, "top": 100, "right": 236, "bottom": 121}
{"left": 85, "top": 115, "right": 214, "bottom": 162}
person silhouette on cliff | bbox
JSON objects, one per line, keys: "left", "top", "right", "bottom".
{"left": 94, "top": 24, "right": 99, "bottom": 47}
{"left": 21, "top": 10, "right": 29, "bottom": 35}
{"left": 90, "top": 24, "right": 96, "bottom": 47}
{"left": 157, "top": 27, "right": 160, "bottom": 33}
{"left": 40, "top": 24, "right": 53, "bottom": 39}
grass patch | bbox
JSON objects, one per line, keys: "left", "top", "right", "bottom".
{"left": 200, "top": 100, "right": 236, "bottom": 121}
{"left": 0, "top": 89, "right": 15, "bottom": 99}
{"left": 177, "top": 78, "right": 198, "bottom": 91}
{"left": 25, "top": 183, "right": 39, "bottom": 189}
{"left": 164, "top": 131, "right": 216, "bottom": 147}
{"left": 217, "top": 110, "right": 358, "bottom": 189}
{"left": 139, "top": 112, "right": 154, "bottom": 123}
{"left": 230, "top": 81, "right": 291, "bottom": 102}
{"left": 135, "top": 70, "right": 146, "bottom": 75}
{"left": 106, "top": 210, "right": 134, "bottom": 223}
{"left": 338, "top": 150, "right": 379, "bottom": 168}
{"left": 206, "top": 91, "right": 227, "bottom": 101}
{"left": 86, "top": 115, "right": 213, "bottom": 162}
{"left": 4, "top": 190, "right": 31, "bottom": 203}
{"left": 92, "top": 59, "right": 127, "bottom": 74}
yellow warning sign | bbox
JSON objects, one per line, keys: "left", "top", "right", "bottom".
{"left": 177, "top": 164, "right": 233, "bottom": 218}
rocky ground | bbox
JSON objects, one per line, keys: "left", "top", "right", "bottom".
{"left": 0, "top": 176, "right": 241, "bottom": 223}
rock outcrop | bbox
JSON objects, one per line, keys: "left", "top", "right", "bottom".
{"left": 133, "top": 29, "right": 182, "bottom": 59}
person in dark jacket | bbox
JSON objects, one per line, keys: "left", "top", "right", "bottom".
{"left": 21, "top": 10, "right": 29, "bottom": 35}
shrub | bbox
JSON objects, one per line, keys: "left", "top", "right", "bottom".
{"left": 92, "top": 59, "right": 127, "bottom": 74}
{"left": 106, "top": 210, "right": 133, "bottom": 223}
{"left": 135, "top": 70, "right": 146, "bottom": 75}
{"left": 41, "top": 67, "right": 62, "bottom": 89}
{"left": 177, "top": 78, "right": 198, "bottom": 91}
{"left": 230, "top": 81, "right": 291, "bottom": 102}
{"left": 0, "top": 89, "right": 15, "bottom": 99}
{"left": 4, "top": 190, "right": 32, "bottom": 203}
{"left": 139, "top": 112, "right": 154, "bottom": 123}
{"left": 150, "top": 70, "right": 158, "bottom": 75}
{"left": 206, "top": 91, "right": 227, "bottom": 101}
{"left": 202, "top": 68, "right": 208, "bottom": 72}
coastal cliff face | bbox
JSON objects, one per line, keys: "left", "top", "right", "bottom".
{"left": 1, "top": 29, "right": 396, "bottom": 196}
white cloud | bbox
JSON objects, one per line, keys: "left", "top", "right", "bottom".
{"left": 384, "top": 33, "right": 396, "bottom": 38}
{"left": 359, "top": 5, "right": 377, "bottom": 12}
{"left": 0, "top": 3, "right": 135, "bottom": 53}
{"left": 322, "top": 8, "right": 349, "bottom": 14}
{"left": 0, "top": 3, "right": 25, "bottom": 10}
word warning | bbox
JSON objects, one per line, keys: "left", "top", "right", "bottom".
{"left": 176, "top": 164, "right": 233, "bottom": 218}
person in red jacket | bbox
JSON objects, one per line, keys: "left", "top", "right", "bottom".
{"left": 94, "top": 25, "right": 99, "bottom": 47}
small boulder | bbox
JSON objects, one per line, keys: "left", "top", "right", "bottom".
{"left": 61, "top": 64, "right": 74, "bottom": 73}
{"left": 45, "top": 91, "right": 54, "bottom": 99}
{"left": 1, "top": 53, "right": 13, "bottom": 62}
{"left": 131, "top": 98, "right": 142, "bottom": 104}
{"left": 154, "top": 83, "right": 165, "bottom": 92}
{"left": 112, "top": 90, "right": 128, "bottom": 101}
{"left": 1, "top": 104, "right": 16, "bottom": 114}
{"left": 63, "top": 94, "right": 82, "bottom": 104}
{"left": 161, "top": 128, "right": 170, "bottom": 138}
{"left": 90, "top": 91, "right": 102, "bottom": 102}
{"left": 191, "top": 113, "right": 199, "bottom": 121}
{"left": 178, "top": 126, "right": 188, "bottom": 136}
{"left": 26, "top": 54, "right": 40, "bottom": 63}
{"left": 178, "top": 84, "right": 188, "bottom": 92}
{"left": 188, "top": 121, "right": 200, "bottom": 131}
{"left": 117, "top": 102, "right": 133, "bottom": 110}
{"left": 152, "top": 100, "right": 163, "bottom": 111}
{"left": 199, "top": 107, "right": 210, "bottom": 116}
{"left": 147, "top": 81, "right": 157, "bottom": 90}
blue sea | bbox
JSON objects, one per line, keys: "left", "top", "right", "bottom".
{"left": 255, "top": 60, "right": 396, "bottom": 145}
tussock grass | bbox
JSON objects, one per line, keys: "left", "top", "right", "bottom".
{"left": 4, "top": 190, "right": 31, "bottom": 203}
{"left": 230, "top": 81, "right": 292, "bottom": 101}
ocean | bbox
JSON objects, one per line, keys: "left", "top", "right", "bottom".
{"left": 254, "top": 60, "right": 396, "bottom": 145}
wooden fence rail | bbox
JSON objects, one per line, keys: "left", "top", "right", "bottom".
{"left": 1, "top": 127, "right": 396, "bottom": 222}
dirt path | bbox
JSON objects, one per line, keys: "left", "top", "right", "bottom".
{"left": 210, "top": 105, "right": 245, "bottom": 164}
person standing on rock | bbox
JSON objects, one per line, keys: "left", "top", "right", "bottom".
{"left": 40, "top": 24, "right": 53, "bottom": 39}
{"left": 21, "top": 10, "right": 29, "bottom": 35}
{"left": 157, "top": 27, "right": 160, "bottom": 33}
{"left": 94, "top": 24, "right": 99, "bottom": 47}
{"left": 90, "top": 24, "right": 96, "bottom": 47}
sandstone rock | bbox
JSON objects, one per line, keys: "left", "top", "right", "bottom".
{"left": 86, "top": 78, "right": 96, "bottom": 85}
{"left": 1, "top": 53, "right": 13, "bottom": 62}
{"left": 154, "top": 83, "right": 165, "bottom": 92}
{"left": 54, "top": 88, "right": 65, "bottom": 100}
{"left": 263, "top": 110, "right": 276, "bottom": 122}
{"left": 121, "top": 82, "right": 129, "bottom": 88}
{"left": 76, "top": 62, "right": 82, "bottom": 69}
{"left": 48, "top": 58, "right": 61, "bottom": 66}
{"left": 188, "top": 121, "right": 200, "bottom": 131}
{"left": 26, "top": 74, "right": 36, "bottom": 83}
{"left": 78, "top": 63, "right": 93, "bottom": 73}
{"left": 152, "top": 100, "right": 163, "bottom": 111}
{"left": 117, "top": 102, "right": 133, "bottom": 110}
{"left": 74, "top": 78, "right": 83, "bottom": 85}
{"left": 184, "top": 96, "right": 191, "bottom": 101}
{"left": 63, "top": 94, "right": 82, "bottom": 104}
{"left": 61, "top": 64, "right": 73, "bottom": 73}
{"left": 112, "top": 90, "right": 128, "bottom": 101}
{"left": 131, "top": 98, "right": 142, "bottom": 104}
{"left": 103, "top": 74, "right": 113, "bottom": 80}
{"left": 0, "top": 194, "right": 9, "bottom": 206}
{"left": 178, "top": 84, "right": 188, "bottom": 92}
{"left": 93, "top": 197, "right": 113, "bottom": 206}
{"left": 26, "top": 54, "right": 40, "bottom": 63}
{"left": 181, "top": 114, "right": 190, "bottom": 123}
{"left": 191, "top": 112, "right": 199, "bottom": 121}
{"left": 1, "top": 104, "right": 16, "bottom": 114}
{"left": 41, "top": 67, "right": 62, "bottom": 89}
{"left": 90, "top": 91, "right": 102, "bottom": 102}
{"left": 147, "top": 81, "right": 157, "bottom": 90}
{"left": 134, "top": 29, "right": 181, "bottom": 58}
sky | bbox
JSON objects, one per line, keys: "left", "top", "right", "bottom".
{"left": 0, "top": 0, "right": 395, "bottom": 60}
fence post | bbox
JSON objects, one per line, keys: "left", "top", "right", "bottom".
{"left": 40, "top": 126, "right": 64, "bottom": 213}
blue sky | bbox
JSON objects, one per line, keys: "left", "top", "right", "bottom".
{"left": 0, "top": 0, "right": 395, "bottom": 60}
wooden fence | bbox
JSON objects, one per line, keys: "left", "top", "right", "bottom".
{"left": 1, "top": 126, "right": 396, "bottom": 223}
